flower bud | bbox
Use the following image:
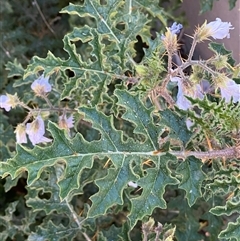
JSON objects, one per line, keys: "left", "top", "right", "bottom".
{"left": 58, "top": 114, "right": 74, "bottom": 131}
{"left": 135, "top": 65, "right": 149, "bottom": 76}
{"left": 211, "top": 54, "right": 229, "bottom": 70}
{"left": 15, "top": 124, "right": 27, "bottom": 144}
{"left": 189, "top": 65, "right": 205, "bottom": 84}
{"left": 162, "top": 29, "right": 178, "bottom": 54}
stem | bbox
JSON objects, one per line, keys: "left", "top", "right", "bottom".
{"left": 41, "top": 95, "right": 54, "bottom": 108}
{"left": 30, "top": 107, "right": 77, "bottom": 113}
{"left": 33, "top": 0, "right": 56, "bottom": 37}
{"left": 170, "top": 145, "right": 240, "bottom": 160}
{"left": 161, "top": 54, "right": 173, "bottom": 89}
{"left": 191, "top": 60, "right": 217, "bottom": 76}
{"left": 0, "top": 43, "right": 11, "bottom": 58}
{"left": 187, "top": 36, "right": 197, "bottom": 62}
{"left": 18, "top": 101, "right": 33, "bottom": 112}
{"left": 154, "top": 223, "right": 163, "bottom": 241}
{"left": 128, "top": 0, "right": 132, "bottom": 15}
{"left": 65, "top": 201, "right": 91, "bottom": 241}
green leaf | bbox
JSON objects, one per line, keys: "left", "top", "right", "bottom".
{"left": 160, "top": 109, "right": 192, "bottom": 146}
{"left": 0, "top": 90, "right": 174, "bottom": 227}
{"left": 89, "top": 156, "right": 137, "bottom": 217}
{"left": 115, "top": 89, "right": 160, "bottom": 148}
{"left": 100, "top": 222, "right": 131, "bottom": 241}
{"left": 0, "top": 198, "right": 37, "bottom": 240}
{"left": 0, "top": 125, "right": 94, "bottom": 199}
{"left": 176, "top": 156, "right": 206, "bottom": 206}
{"left": 201, "top": 210, "right": 224, "bottom": 241}
{"left": 167, "top": 195, "right": 206, "bottom": 240}
{"left": 23, "top": 0, "right": 175, "bottom": 105}
{"left": 25, "top": 166, "right": 70, "bottom": 215}
{"left": 219, "top": 216, "right": 240, "bottom": 241}
{"left": 5, "top": 59, "right": 38, "bottom": 88}
{"left": 5, "top": 59, "right": 24, "bottom": 77}
{"left": 24, "top": 26, "right": 112, "bottom": 102}
{"left": 210, "top": 198, "right": 240, "bottom": 216}
{"left": 128, "top": 153, "right": 179, "bottom": 227}
{"left": 28, "top": 220, "right": 79, "bottom": 241}
{"left": 229, "top": 0, "right": 237, "bottom": 9}
{"left": 199, "top": 0, "right": 217, "bottom": 13}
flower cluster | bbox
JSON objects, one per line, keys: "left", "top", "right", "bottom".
{"left": 168, "top": 18, "right": 239, "bottom": 111}
{"left": 1, "top": 74, "right": 74, "bottom": 146}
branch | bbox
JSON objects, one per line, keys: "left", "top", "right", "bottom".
{"left": 170, "top": 145, "right": 240, "bottom": 160}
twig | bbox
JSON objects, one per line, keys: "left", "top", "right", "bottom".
{"left": 170, "top": 145, "right": 240, "bottom": 160}
{"left": 65, "top": 201, "right": 92, "bottom": 241}
{"left": 33, "top": 0, "right": 56, "bottom": 37}
{"left": 0, "top": 43, "right": 11, "bottom": 58}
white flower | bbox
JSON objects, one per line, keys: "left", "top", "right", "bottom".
{"left": 0, "top": 94, "right": 19, "bottom": 111}
{"left": 31, "top": 74, "right": 51, "bottom": 96}
{"left": 58, "top": 114, "right": 74, "bottom": 130}
{"left": 26, "top": 116, "right": 52, "bottom": 145}
{"left": 15, "top": 124, "right": 27, "bottom": 144}
{"left": 219, "top": 79, "right": 240, "bottom": 103}
{"left": 206, "top": 18, "right": 234, "bottom": 39}
{"left": 171, "top": 77, "right": 204, "bottom": 110}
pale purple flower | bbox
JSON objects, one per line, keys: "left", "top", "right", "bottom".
{"left": 169, "top": 22, "right": 183, "bottom": 35}
{"left": 206, "top": 18, "right": 234, "bottom": 39}
{"left": 31, "top": 75, "right": 51, "bottom": 96}
{"left": 58, "top": 114, "right": 74, "bottom": 130}
{"left": 219, "top": 79, "right": 240, "bottom": 103}
{"left": 161, "top": 22, "right": 183, "bottom": 39}
{"left": 0, "top": 95, "right": 12, "bottom": 111}
{"left": 0, "top": 94, "right": 19, "bottom": 112}
{"left": 15, "top": 124, "right": 27, "bottom": 144}
{"left": 171, "top": 77, "right": 204, "bottom": 110}
{"left": 26, "top": 116, "right": 52, "bottom": 145}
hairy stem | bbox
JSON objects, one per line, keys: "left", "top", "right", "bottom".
{"left": 170, "top": 145, "right": 240, "bottom": 160}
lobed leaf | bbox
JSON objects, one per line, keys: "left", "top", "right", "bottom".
{"left": 218, "top": 217, "right": 240, "bottom": 241}
{"left": 176, "top": 156, "right": 206, "bottom": 206}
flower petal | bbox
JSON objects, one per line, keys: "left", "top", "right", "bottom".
{"left": 169, "top": 22, "right": 183, "bottom": 35}
{"left": 31, "top": 75, "right": 51, "bottom": 95}
{"left": 59, "top": 114, "right": 74, "bottom": 130}
{"left": 26, "top": 116, "right": 51, "bottom": 145}
{"left": 0, "top": 95, "right": 11, "bottom": 111}
{"left": 206, "top": 18, "right": 234, "bottom": 39}
{"left": 170, "top": 77, "right": 204, "bottom": 110}
{"left": 220, "top": 79, "right": 240, "bottom": 103}
{"left": 15, "top": 124, "right": 27, "bottom": 144}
